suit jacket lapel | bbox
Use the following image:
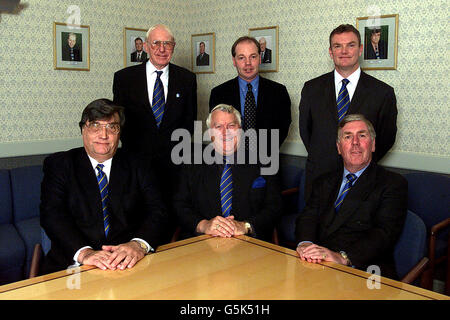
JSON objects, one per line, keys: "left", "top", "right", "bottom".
{"left": 326, "top": 71, "right": 338, "bottom": 121}
{"left": 203, "top": 163, "right": 222, "bottom": 216}
{"left": 136, "top": 62, "right": 151, "bottom": 110}
{"left": 348, "top": 71, "right": 369, "bottom": 114}
{"left": 108, "top": 152, "right": 128, "bottom": 236}
{"left": 324, "top": 163, "right": 375, "bottom": 238}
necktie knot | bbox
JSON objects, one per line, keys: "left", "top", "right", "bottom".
{"left": 342, "top": 78, "right": 349, "bottom": 87}
{"left": 247, "top": 83, "right": 253, "bottom": 90}
{"left": 346, "top": 173, "right": 357, "bottom": 186}
{"left": 96, "top": 164, "right": 104, "bottom": 172}
{"left": 156, "top": 70, "right": 163, "bottom": 78}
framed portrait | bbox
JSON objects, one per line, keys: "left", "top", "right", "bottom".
{"left": 53, "top": 22, "right": 90, "bottom": 71}
{"left": 249, "top": 26, "right": 279, "bottom": 72}
{"left": 191, "top": 33, "right": 215, "bottom": 74}
{"left": 124, "top": 27, "right": 148, "bottom": 67}
{"left": 356, "top": 14, "right": 399, "bottom": 70}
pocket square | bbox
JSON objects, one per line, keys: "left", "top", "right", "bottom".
{"left": 176, "top": 93, "right": 180, "bottom": 98}
{"left": 252, "top": 176, "right": 266, "bottom": 188}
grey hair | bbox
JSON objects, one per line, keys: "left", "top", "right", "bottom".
{"left": 337, "top": 114, "right": 376, "bottom": 142}
{"left": 146, "top": 24, "right": 175, "bottom": 42}
{"left": 206, "top": 104, "right": 242, "bottom": 128}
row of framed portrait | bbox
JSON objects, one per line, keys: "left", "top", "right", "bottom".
{"left": 53, "top": 14, "right": 398, "bottom": 72}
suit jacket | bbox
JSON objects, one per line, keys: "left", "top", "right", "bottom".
{"left": 113, "top": 62, "right": 197, "bottom": 160}
{"left": 261, "top": 48, "right": 272, "bottom": 63}
{"left": 196, "top": 53, "right": 210, "bottom": 66}
{"left": 173, "top": 162, "right": 282, "bottom": 242}
{"left": 209, "top": 76, "right": 291, "bottom": 146}
{"left": 299, "top": 70, "right": 397, "bottom": 201}
{"left": 62, "top": 45, "right": 81, "bottom": 62}
{"left": 130, "top": 50, "right": 148, "bottom": 62}
{"left": 295, "top": 162, "right": 407, "bottom": 280}
{"left": 365, "top": 40, "right": 387, "bottom": 60}
{"left": 40, "top": 148, "right": 168, "bottom": 273}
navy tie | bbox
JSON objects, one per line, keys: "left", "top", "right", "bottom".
{"left": 335, "top": 173, "right": 357, "bottom": 212}
{"left": 96, "top": 164, "right": 110, "bottom": 236}
{"left": 220, "top": 162, "right": 233, "bottom": 217}
{"left": 152, "top": 71, "right": 165, "bottom": 127}
{"left": 337, "top": 79, "right": 350, "bottom": 121}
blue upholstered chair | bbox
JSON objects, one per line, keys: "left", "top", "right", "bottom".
{"left": 10, "top": 165, "right": 44, "bottom": 278}
{"left": 394, "top": 210, "right": 428, "bottom": 284}
{"left": 0, "top": 169, "right": 26, "bottom": 285}
{"left": 404, "top": 172, "right": 450, "bottom": 294}
{"left": 29, "top": 228, "right": 51, "bottom": 278}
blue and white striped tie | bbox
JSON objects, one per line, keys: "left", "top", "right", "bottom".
{"left": 96, "top": 164, "right": 110, "bottom": 236}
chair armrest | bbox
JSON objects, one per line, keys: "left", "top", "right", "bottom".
{"left": 430, "top": 218, "right": 450, "bottom": 236}
{"left": 429, "top": 218, "right": 450, "bottom": 262}
{"left": 401, "top": 257, "right": 429, "bottom": 284}
{"left": 29, "top": 243, "right": 42, "bottom": 278}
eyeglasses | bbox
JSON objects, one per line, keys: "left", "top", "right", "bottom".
{"left": 149, "top": 40, "right": 175, "bottom": 50}
{"left": 85, "top": 122, "right": 120, "bottom": 135}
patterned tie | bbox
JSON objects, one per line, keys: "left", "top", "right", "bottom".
{"left": 337, "top": 78, "right": 350, "bottom": 122}
{"left": 96, "top": 164, "right": 110, "bottom": 236}
{"left": 152, "top": 71, "right": 165, "bottom": 127}
{"left": 220, "top": 161, "right": 233, "bottom": 217}
{"left": 335, "top": 173, "right": 357, "bottom": 212}
{"left": 244, "top": 83, "right": 257, "bottom": 151}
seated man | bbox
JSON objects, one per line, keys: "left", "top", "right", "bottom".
{"left": 40, "top": 99, "right": 168, "bottom": 274}
{"left": 173, "top": 104, "right": 282, "bottom": 242}
{"left": 295, "top": 114, "right": 407, "bottom": 280}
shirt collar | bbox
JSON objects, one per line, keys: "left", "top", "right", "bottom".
{"left": 334, "top": 67, "right": 361, "bottom": 86}
{"left": 146, "top": 61, "right": 169, "bottom": 76}
{"left": 342, "top": 161, "right": 369, "bottom": 181}
{"left": 238, "top": 75, "right": 259, "bottom": 91}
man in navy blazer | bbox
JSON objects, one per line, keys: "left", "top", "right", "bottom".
{"left": 40, "top": 99, "right": 168, "bottom": 274}
{"left": 173, "top": 104, "right": 282, "bottom": 242}
{"left": 299, "top": 24, "right": 397, "bottom": 202}
{"left": 113, "top": 24, "right": 197, "bottom": 239}
{"left": 209, "top": 36, "right": 291, "bottom": 152}
{"left": 296, "top": 114, "right": 407, "bottom": 280}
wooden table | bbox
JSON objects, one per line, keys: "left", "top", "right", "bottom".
{"left": 0, "top": 235, "right": 448, "bottom": 300}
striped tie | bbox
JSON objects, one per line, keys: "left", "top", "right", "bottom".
{"left": 337, "top": 79, "right": 350, "bottom": 121}
{"left": 152, "top": 70, "right": 165, "bottom": 127}
{"left": 220, "top": 162, "right": 233, "bottom": 217}
{"left": 335, "top": 173, "right": 357, "bottom": 212}
{"left": 96, "top": 164, "right": 110, "bottom": 236}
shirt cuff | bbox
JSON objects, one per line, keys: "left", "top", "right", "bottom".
{"left": 297, "top": 241, "right": 313, "bottom": 247}
{"left": 131, "top": 238, "right": 154, "bottom": 253}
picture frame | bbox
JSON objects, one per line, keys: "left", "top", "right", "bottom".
{"left": 53, "top": 22, "right": 90, "bottom": 71}
{"left": 191, "top": 33, "right": 215, "bottom": 74}
{"left": 249, "top": 26, "right": 279, "bottom": 73}
{"left": 356, "top": 14, "right": 399, "bottom": 70}
{"left": 124, "top": 27, "right": 148, "bottom": 68}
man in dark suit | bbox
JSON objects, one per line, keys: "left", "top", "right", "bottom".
{"left": 259, "top": 37, "right": 272, "bottom": 63}
{"left": 40, "top": 99, "right": 168, "bottom": 274}
{"left": 174, "top": 104, "right": 282, "bottom": 242}
{"left": 296, "top": 114, "right": 407, "bottom": 280}
{"left": 209, "top": 36, "right": 291, "bottom": 155}
{"left": 299, "top": 24, "right": 397, "bottom": 202}
{"left": 62, "top": 32, "right": 81, "bottom": 62}
{"left": 196, "top": 41, "right": 209, "bottom": 66}
{"left": 113, "top": 24, "right": 197, "bottom": 240}
{"left": 130, "top": 37, "right": 148, "bottom": 62}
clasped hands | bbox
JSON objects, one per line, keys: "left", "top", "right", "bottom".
{"left": 197, "top": 215, "right": 247, "bottom": 238}
{"left": 296, "top": 242, "right": 347, "bottom": 265}
{"left": 78, "top": 241, "right": 146, "bottom": 271}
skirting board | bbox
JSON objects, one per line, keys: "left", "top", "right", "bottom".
{"left": 0, "top": 139, "right": 448, "bottom": 175}
{"left": 280, "top": 141, "right": 450, "bottom": 175}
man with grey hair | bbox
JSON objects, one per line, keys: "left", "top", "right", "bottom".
{"left": 173, "top": 104, "right": 282, "bottom": 242}
{"left": 295, "top": 114, "right": 407, "bottom": 280}
{"left": 113, "top": 24, "right": 197, "bottom": 241}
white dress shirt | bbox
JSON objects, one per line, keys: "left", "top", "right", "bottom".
{"left": 334, "top": 67, "right": 361, "bottom": 102}
{"left": 146, "top": 62, "right": 169, "bottom": 106}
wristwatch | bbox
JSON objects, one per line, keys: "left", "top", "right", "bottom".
{"left": 339, "top": 251, "right": 351, "bottom": 266}
{"left": 244, "top": 222, "right": 253, "bottom": 234}
{"left": 134, "top": 240, "right": 149, "bottom": 254}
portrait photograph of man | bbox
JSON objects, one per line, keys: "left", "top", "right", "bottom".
{"left": 61, "top": 32, "right": 82, "bottom": 62}
{"left": 364, "top": 26, "right": 388, "bottom": 60}
{"left": 196, "top": 41, "right": 210, "bottom": 66}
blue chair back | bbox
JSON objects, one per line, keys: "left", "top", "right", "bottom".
{"left": 41, "top": 227, "right": 51, "bottom": 255}
{"left": 394, "top": 210, "right": 427, "bottom": 279}
{"left": 0, "top": 170, "right": 12, "bottom": 224}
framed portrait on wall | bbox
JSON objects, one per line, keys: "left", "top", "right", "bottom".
{"left": 249, "top": 26, "right": 279, "bottom": 72}
{"left": 124, "top": 27, "right": 148, "bottom": 67}
{"left": 191, "top": 33, "right": 215, "bottom": 74}
{"left": 53, "top": 22, "right": 90, "bottom": 71}
{"left": 356, "top": 14, "right": 399, "bottom": 70}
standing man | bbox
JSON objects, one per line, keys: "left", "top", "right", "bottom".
{"left": 296, "top": 114, "right": 407, "bottom": 280}
{"left": 40, "top": 99, "right": 168, "bottom": 274}
{"left": 113, "top": 24, "right": 197, "bottom": 240}
{"left": 174, "top": 104, "right": 282, "bottom": 242}
{"left": 130, "top": 37, "right": 148, "bottom": 62}
{"left": 299, "top": 24, "right": 397, "bottom": 201}
{"left": 209, "top": 36, "right": 291, "bottom": 155}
